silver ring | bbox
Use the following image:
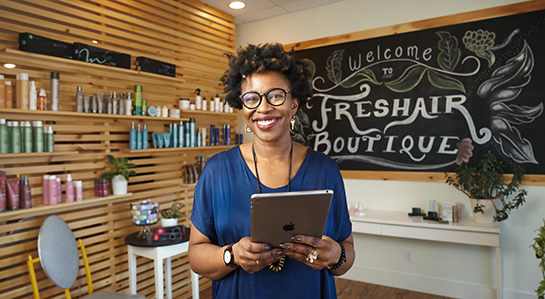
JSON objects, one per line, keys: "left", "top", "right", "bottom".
{"left": 256, "top": 260, "right": 260, "bottom": 266}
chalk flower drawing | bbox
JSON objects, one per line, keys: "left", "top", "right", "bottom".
{"left": 292, "top": 29, "right": 542, "bottom": 169}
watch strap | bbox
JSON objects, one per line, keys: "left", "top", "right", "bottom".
{"left": 224, "top": 243, "right": 237, "bottom": 268}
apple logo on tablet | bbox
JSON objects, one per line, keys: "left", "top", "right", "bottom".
{"left": 283, "top": 222, "right": 295, "bottom": 231}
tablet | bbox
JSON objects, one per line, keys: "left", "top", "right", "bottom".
{"left": 251, "top": 189, "right": 333, "bottom": 247}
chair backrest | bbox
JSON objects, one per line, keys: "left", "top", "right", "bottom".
{"left": 38, "top": 215, "right": 80, "bottom": 289}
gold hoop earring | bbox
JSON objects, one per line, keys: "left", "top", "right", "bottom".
{"left": 245, "top": 124, "right": 252, "bottom": 133}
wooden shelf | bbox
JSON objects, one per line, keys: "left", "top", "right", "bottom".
{"left": 0, "top": 151, "right": 79, "bottom": 158}
{"left": 121, "top": 145, "right": 235, "bottom": 154}
{"left": 180, "top": 109, "right": 239, "bottom": 119}
{"left": 0, "top": 49, "right": 186, "bottom": 84}
{"left": 0, "top": 108, "right": 190, "bottom": 122}
{"left": 0, "top": 193, "right": 134, "bottom": 222}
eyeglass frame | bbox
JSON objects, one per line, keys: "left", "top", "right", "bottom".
{"left": 239, "top": 88, "right": 291, "bottom": 109}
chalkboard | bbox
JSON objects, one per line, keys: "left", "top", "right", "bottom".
{"left": 292, "top": 8, "right": 545, "bottom": 176}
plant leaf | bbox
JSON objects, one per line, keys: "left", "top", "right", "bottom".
{"left": 107, "top": 155, "right": 117, "bottom": 166}
{"left": 101, "top": 172, "right": 114, "bottom": 179}
{"left": 128, "top": 170, "right": 136, "bottom": 176}
{"left": 491, "top": 102, "right": 543, "bottom": 125}
{"left": 126, "top": 163, "right": 136, "bottom": 169}
{"left": 340, "top": 68, "right": 381, "bottom": 88}
{"left": 436, "top": 31, "right": 461, "bottom": 71}
{"left": 427, "top": 70, "right": 466, "bottom": 93}
{"left": 326, "top": 50, "right": 344, "bottom": 85}
{"left": 385, "top": 65, "right": 427, "bottom": 93}
{"left": 490, "top": 117, "right": 538, "bottom": 164}
{"left": 304, "top": 58, "right": 316, "bottom": 82}
{"left": 475, "top": 50, "right": 496, "bottom": 67}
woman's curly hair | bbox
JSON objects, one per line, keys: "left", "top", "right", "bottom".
{"left": 223, "top": 43, "right": 313, "bottom": 110}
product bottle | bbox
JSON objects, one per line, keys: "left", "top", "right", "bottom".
{"left": 107, "top": 92, "right": 113, "bottom": 114}
{"left": 162, "top": 106, "right": 168, "bottom": 118}
{"left": 125, "top": 92, "right": 132, "bottom": 116}
{"left": 33, "top": 121, "right": 44, "bottom": 153}
{"left": 209, "top": 96, "right": 215, "bottom": 112}
{"left": 50, "top": 72, "right": 60, "bottom": 111}
{"left": 185, "top": 124, "right": 190, "bottom": 147}
{"left": 11, "top": 121, "right": 21, "bottom": 153}
{"left": 46, "top": 126, "right": 55, "bottom": 152}
{"left": 48, "top": 175, "right": 57, "bottom": 205}
{"left": 172, "top": 123, "right": 178, "bottom": 148}
{"left": 142, "top": 100, "right": 147, "bottom": 116}
{"left": 21, "top": 175, "right": 31, "bottom": 209}
{"left": 119, "top": 92, "right": 125, "bottom": 115}
{"left": 202, "top": 96, "right": 207, "bottom": 111}
{"left": 56, "top": 177, "right": 61, "bottom": 203}
{"left": 235, "top": 129, "right": 239, "bottom": 145}
{"left": 215, "top": 94, "right": 220, "bottom": 112}
{"left": 195, "top": 88, "right": 202, "bottom": 110}
{"left": 190, "top": 118, "right": 196, "bottom": 147}
{"left": 38, "top": 88, "right": 46, "bottom": 110}
{"left": 76, "top": 86, "right": 83, "bottom": 112}
{"left": 196, "top": 131, "right": 201, "bottom": 147}
{"left": 179, "top": 121, "right": 184, "bottom": 148}
{"left": 142, "top": 124, "right": 148, "bottom": 150}
{"left": 22, "top": 121, "right": 32, "bottom": 153}
{"left": 0, "top": 119, "right": 7, "bottom": 154}
{"left": 29, "top": 81, "right": 37, "bottom": 110}
{"left": 5, "top": 80, "right": 13, "bottom": 108}
{"left": 129, "top": 122, "right": 136, "bottom": 150}
{"left": 74, "top": 180, "right": 83, "bottom": 201}
{"left": 65, "top": 174, "right": 74, "bottom": 203}
{"left": 136, "top": 124, "right": 142, "bottom": 150}
{"left": 0, "top": 75, "right": 5, "bottom": 108}
{"left": 42, "top": 175, "right": 49, "bottom": 205}
{"left": 134, "top": 85, "right": 142, "bottom": 115}
{"left": 16, "top": 73, "right": 29, "bottom": 109}
{"left": 112, "top": 91, "right": 118, "bottom": 115}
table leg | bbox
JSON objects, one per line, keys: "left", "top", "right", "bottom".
{"left": 155, "top": 257, "right": 164, "bottom": 299}
{"left": 191, "top": 269, "right": 199, "bottom": 299}
{"left": 166, "top": 257, "right": 172, "bottom": 299}
{"left": 128, "top": 246, "right": 137, "bottom": 295}
{"left": 496, "top": 246, "right": 502, "bottom": 299}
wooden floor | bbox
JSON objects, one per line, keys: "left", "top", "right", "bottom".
{"left": 198, "top": 278, "right": 454, "bottom": 299}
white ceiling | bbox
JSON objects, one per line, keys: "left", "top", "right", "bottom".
{"left": 199, "top": 0, "right": 344, "bottom": 25}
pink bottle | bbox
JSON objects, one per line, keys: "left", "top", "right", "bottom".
{"left": 56, "top": 177, "right": 61, "bottom": 203}
{"left": 65, "top": 174, "right": 74, "bottom": 203}
{"left": 74, "top": 181, "right": 83, "bottom": 201}
{"left": 48, "top": 175, "right": 57, "bottom": 205}
{"left": 42, "top": 175, "right": 49, "bottom": 205}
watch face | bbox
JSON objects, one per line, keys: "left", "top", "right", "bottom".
{"left": 224, "top": 249, "right": 231, "bottom": 264}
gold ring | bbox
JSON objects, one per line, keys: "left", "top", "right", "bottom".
{"left": 306, "top": 248, "right": 318, "bottom": 263}
{"left": 256, "top": 260, "right": 260, "bottom": 266}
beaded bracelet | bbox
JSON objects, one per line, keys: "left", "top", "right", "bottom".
{"left": 327, "top": 242, "right": 346, "bottom": 270}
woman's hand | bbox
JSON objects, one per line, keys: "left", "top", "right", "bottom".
{"left": 279, "top": 235, "right": 341, "bottom": 270}
{"left": 233, "top": 237, "right": 285, "bottom": 274}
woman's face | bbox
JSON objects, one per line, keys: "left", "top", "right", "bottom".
{"left": 241, "top": 70, "right": 298, "bottom": 144}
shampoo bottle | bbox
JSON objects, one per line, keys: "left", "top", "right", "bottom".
{"left": 33, "top": 121, "right": 44, "bottom": 153}
{"left": 202, "top": 96, "right": 207, "bottom": 111}
{"left": 22, "top": 121, "right": 32, "bottom": 153}
{"left": 107, "top": 92, "right": 113, "bottom": 114}
{"left": 136, "top": 124, "right": 142, "bottom": 150}
{"left": 5, "top": 80, "right": 13, "bottom": 108}
{"left": 195, "top": 88, "right": 202, "bottom": 110}
{"left": 215, "top": 94, "right": 220, "bottom": 112}
{"left": 112, "top": 91, "right": 118, "bottom": 115}
{"left": 129, "top": 122, "right": 136, "bottom": 150}
{"left": 56, "top": 177, "right": 61, "bottom": 203}
{"left": 65, "top": 174, "right": 74, "bottom": 203}
{"left": 74, "top": 180, "right": 83, "bottom": 201}
{"left": 190, "top": 118, "right": 196, "bottom": 147}
{"left": 16, "top": 73, "right": 29, "bottom": 109}
{"left": 38, "top": 88, "right": 46, "bottom": 110}
{"left": 50, "top": 72, "right": 59, "bottom": 111}
{"left": 142, "top": 124, "right": 148, "bottom": 150}
{"left": 0, "top": 119, "right": 7, "bottom": 154}
{"left": 11, "top": 121, "right": 21, "bottom": 153}
{"left": 76, "top": 86, "right": 83, "bottom": 112}
{"left": 29, "top": 81, "right": 37, "bottom": 110}
{"left": 179, "top": 121, "right": 184, "bottom": 148}
{"left": 48, "top": 175, "right": 57, "bottom": 205}
{"left": 42, "top": 175, "right": 49, "bottom": 205}
{"left": 46, "top": 126, "right": 54, "bottom": 152}
{"left": 172, "top": 123, "right": 178, "bottom": 148}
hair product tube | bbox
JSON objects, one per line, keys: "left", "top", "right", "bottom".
{"left": 76, "top": 86, "right": 84, "bottom": 112}
{"left": 0, "top": 171, "right": 6, "bottom": 212}
{"left": 97, "top": 93, "right": 105, "bottom": 114}
{"left": 6, "top": 179, "right": 20, "bottom": 210}
{"left": 5, "top": 80, "right": 13, "bottom": 108}
{"left": 50, "top": 72, "right": 59, "bottom": 111}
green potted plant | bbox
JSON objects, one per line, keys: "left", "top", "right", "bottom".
{"left": 101, "top": 155, "right": 136, "bottom": 195}
{"left": 531, "top": 219, "right": 545, "bottom": 299}
{"left": 160, "top": 202, "right": 186, "bottom": 227}
{"left": 444, "top": 151, "right": 527, "bottom": 223}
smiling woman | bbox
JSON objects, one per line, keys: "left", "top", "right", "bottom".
{"left": 188, "top": 43, "right": 355, "bottom": 299}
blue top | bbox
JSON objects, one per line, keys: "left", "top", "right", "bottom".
{"left": 191, "top": 146, "right": 352, "bottom": 299}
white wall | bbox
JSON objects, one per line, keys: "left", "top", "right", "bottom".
{"left": 235, "top": 1, "right": 543, "bottom": 298}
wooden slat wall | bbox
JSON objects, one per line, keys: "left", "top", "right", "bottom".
{"left": 0, "top": 0, "right": 236, "bottom": 298}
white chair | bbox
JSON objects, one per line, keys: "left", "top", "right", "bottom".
{"left": 27, "top": 215, "right": 145, "bottom": 299}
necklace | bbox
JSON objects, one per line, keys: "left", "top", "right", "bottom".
{"left": 251, "top": 141, "right": 293, "bottom": 272}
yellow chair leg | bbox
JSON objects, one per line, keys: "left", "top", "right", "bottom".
{"left": 78, "top": 239, "right": 93, "bottom": 294}
{"left": 27, "top": 255, "right": 41, "bottom": 299}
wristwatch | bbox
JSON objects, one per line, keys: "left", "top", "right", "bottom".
{"left": 223, "top": 243, "right": 237, "bottom": 268}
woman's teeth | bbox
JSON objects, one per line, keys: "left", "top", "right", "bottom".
{"left": 256, "top": 119, "right": 276, "bottom": 125}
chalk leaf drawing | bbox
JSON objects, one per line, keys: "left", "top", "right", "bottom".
{"left": 326, "top": 50, "right": 344, "bottom": 85}
{"left": 477, "top": 40, "right": 543, "bottom": 164}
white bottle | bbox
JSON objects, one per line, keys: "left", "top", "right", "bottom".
{"left": 195, "top": 89, "right": 202, "bottom": 110}
{"left": 215, "top": 94, "right": 220, "bottom": 112}
{"left": 162, "top": 106, "right": 168, "bottom": 118}
{"left": 29, "top": 81, "right": 37, "bottom": 110}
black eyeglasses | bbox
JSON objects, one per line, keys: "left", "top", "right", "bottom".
{"left": 239, "top": 88, "right": 290, "bottom": 109}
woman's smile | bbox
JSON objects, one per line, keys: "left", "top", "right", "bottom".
{"left": 254, "top": 116, "right": 280, "bottom": 130}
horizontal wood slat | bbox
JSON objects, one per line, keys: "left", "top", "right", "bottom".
{"left": 0, "top": 1, "right": 236, "bottom": 297}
